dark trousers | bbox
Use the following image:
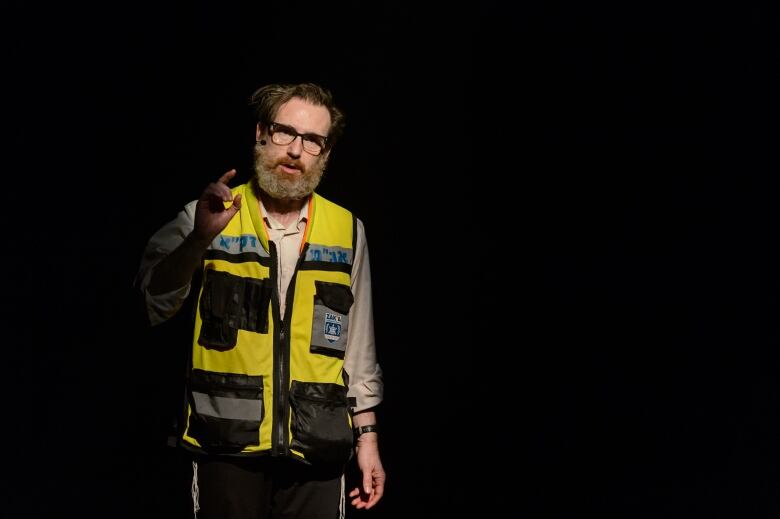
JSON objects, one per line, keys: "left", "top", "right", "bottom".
{"left": 192, "top": 455, "right": 343, "bottom": 519}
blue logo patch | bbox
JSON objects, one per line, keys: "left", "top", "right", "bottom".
{"left": 324, "top": 312, "right": 342, "bottom": 343}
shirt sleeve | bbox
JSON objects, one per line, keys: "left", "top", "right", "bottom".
{"left": 343, "top": 218, "right": 384, "bottom": 413}
{"left": 134, "top": 200, "right": 198, "bottom": 326}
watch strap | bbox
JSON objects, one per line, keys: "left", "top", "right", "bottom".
{"left": 353, "top": 424, "right": 379, "bottom": 437}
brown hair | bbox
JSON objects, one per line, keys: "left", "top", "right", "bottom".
{"left": 249, "top": 83, "right": 345, "bottom": 149}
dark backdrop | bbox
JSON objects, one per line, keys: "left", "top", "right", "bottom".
{"left": 8, "top": 2, "right": 780, "bottom": 518}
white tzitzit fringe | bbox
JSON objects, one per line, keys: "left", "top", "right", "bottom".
{"left": 192, "top": 461, "right": 201, "bottom": 518}
{"left": 339, "top": 473, "right": 345, "bottom": 519}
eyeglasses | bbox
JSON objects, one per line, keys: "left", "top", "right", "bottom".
{"left": 267, "top": 122, "right": 328, "bottom": 156}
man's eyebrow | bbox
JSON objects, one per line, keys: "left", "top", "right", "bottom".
{"left": 276, "top": 122, "right": 327, "bottom": 139}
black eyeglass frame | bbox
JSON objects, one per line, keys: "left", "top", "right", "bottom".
{"left": 267, "top": 122, "right": 329, "bottom": 156}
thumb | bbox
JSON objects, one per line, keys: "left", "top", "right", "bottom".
{"left": 230, "top": 193, "right": 242, "bottom": 212}
{"left": 363, "top": 472, "right": 373, "bottom": 495}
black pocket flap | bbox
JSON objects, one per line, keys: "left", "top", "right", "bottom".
{"left": 190, "top": 369, "right": 263, "bottom": 400}
{"left": 290, "top": 379, "right": 347, "bottom": 404}
{"left": 314, "top": 281, "right": 354, "bottom": 315}
{"left": 201, "top": 270, "right": 243, "bottom": 321}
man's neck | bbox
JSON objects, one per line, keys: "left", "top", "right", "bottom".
{"left": 260, "top": 191, "right": 308, "bottom": 229}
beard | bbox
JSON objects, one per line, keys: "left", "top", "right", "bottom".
{"left": 253, "top": 142, "right": 326, "bottom": 200}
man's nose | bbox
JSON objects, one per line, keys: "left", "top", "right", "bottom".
{"left": 287, "top": 136, "right": 303, "bottom": 157}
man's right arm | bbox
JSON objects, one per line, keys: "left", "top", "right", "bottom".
{"left": 136, "top": 169, "right": 244, "bottom": 326}
{"left": 135, "top": 200, "right": 199, "bottom": 326}
{"left": 148, "top": 226, "right": 212, "bottom": 296}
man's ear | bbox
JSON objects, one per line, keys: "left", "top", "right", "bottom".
{"left": 256, "top": 123, "right": 264, "bottom": 141}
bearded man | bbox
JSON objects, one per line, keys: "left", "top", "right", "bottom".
{"left": 136, "top": 83, "right": 385, "bottom": 519}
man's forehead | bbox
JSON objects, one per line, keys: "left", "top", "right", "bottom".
{"left": 275, "top": 99, "right": 331, "bottom": 131}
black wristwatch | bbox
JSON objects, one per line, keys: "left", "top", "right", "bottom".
{"left": 353, "top": 424, "right": 379, "bottom": 438}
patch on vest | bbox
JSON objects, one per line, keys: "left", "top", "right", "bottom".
{"left": 324, "top": 312, "right": 342, "bottom": 343}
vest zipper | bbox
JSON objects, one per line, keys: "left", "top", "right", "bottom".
{"left": 271, "top": 241, "right": 310, "bottom": 456}
{"left": 269, "top": 241, "right": 286, "bottom": 456}
{"left": 275, "top": 326, "right": 287, "bottom": 454}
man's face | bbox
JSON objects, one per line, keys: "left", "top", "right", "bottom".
{"left": 254, "top": 98, "right": 331, "bottom": 200}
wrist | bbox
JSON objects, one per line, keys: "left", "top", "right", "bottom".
{"left": 186, "top": 230, "right": 213, "bottom": 249}
{"left": 353, "top": 424, "right": 379, "bottom": 439}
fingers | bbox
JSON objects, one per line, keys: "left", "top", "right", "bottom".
{"left": 201, "top": 183, "right": 231, "bottom": 202}
{"left": 348, "top": 485, "right": 383, "bottom": 510}
{"left": 201, "top": 170, "right": 239, "bottom": 205}
{"left": 366, "top": 483, "right": 384, "bottom": 509}
{"left": 218, "top": 168, "right": 237, "bottom": 184}
{"left": 349, "top": 487, "right": 367, "bottom": 509}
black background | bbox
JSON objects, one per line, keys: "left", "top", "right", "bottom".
{"left": 8, "top": 2, "right": 780, "bottom": 518}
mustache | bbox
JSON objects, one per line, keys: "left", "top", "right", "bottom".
{"left": 274, "top": 158, "right": 305, "bottom": 171}
{"left": 254, "top": 142, "right": 306, "bottom": 173}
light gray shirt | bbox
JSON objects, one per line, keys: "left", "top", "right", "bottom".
{"left": 136, "top": 196, "right": 383, "bottom": 412}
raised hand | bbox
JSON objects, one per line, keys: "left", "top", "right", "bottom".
{"left": 193, "top": 169, "right": 243, "bottom": 243}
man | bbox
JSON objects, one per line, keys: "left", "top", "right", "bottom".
{"left": 136, "top": 83, "right": 385, "bottom": 518}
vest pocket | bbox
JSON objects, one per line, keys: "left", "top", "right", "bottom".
{"left": 188, "top": 369, "right": 264, "bottom": 451}
{"left": 198, "top": 270, "right": 271, "bottom": 350}
{"left": 310, "top": 281, "right": 354, "bottom": 358}
{"left": 289, "top": 381, "right": 353, "bottom": 465}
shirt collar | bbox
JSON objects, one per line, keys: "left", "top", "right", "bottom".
{"left": 259, "top": 196, "right": 310, "bottom": 231}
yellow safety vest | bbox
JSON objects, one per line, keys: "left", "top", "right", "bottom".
{"left": 182, "top": 182, "right": 355, "bottom": 465}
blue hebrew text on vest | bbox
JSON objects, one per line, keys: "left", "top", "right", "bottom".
{"left": 305, "top": 244, "right": 352, "bottom": 265}
{"left": 212, "top": 234, "right": 267, "bottom": 256}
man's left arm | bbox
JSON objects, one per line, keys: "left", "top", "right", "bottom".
{"left": 343, "top": 218, "right": 385, "bottom": 509}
